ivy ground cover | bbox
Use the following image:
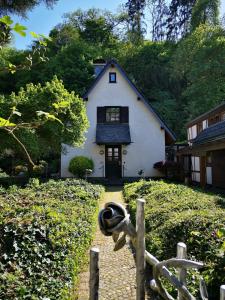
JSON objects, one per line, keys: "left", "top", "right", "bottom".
{"left": 123, "top": 180, "right": 225, "bottom": 299}
{"left": 0, "top": 179, "right": 104, "bottom": 300}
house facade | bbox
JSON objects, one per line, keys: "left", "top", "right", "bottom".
{"left": 178, "top": 103, "right": 225, "bottom": 188}
{"left": 61, "top": 59, "right": 175, "bottom": 180}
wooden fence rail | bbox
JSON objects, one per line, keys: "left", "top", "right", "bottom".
{"left": 89, "top": 247, "right": 99, "bottom": 300}
{"left": 95, "top": 199, "right": 224, "bottom": 300}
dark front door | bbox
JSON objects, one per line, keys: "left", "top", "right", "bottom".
{"left": 212, "top": 150, "right": 225, "bottom": 188}
{"left": 105, "top": 145, "right": 122, "bottom": 179}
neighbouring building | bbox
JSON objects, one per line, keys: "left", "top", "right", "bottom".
{"left": 178, "top": 102, "right": 225, "bottom": 188}
{"left": 61, "top": 59, "right": 176, "bottom": 181}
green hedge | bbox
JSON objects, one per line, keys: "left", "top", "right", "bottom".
{"left": 0, "top": 179, "right": 104, "bottom": 300}
{"left": 123, "top": 180, "right": 225, "bottom": 299}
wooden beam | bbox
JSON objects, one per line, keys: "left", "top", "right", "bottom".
{"left": 89, "top": 247, "right": 99, "bottom": 300}
{"left": 177, "top": 242, "right": 187, "bottom": 300}
{"left": 200, "top": 156, "right": 206, "bottom": 188}
{"left": 220, "top": 285, "right": 225, "bottom": 300}
{"left": 136, "top": 198, "right": 146, "bottom": 300}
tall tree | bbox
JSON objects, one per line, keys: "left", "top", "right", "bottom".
{"left": 191, "top": 0, "right": 220, "bottom": 31}
{"left": 125, "top": 0, "right": 146, "bottom": 44}
{"left": 150, "top": 0, "right": 220, "bottom": 40}
{"left": 0, "top": 0, "right": 58, "bottom": 16}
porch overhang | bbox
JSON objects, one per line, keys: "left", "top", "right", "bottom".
{"left": 96, "top": 124, "right": 131, "bottom": 145}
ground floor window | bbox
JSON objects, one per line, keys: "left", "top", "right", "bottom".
{"left": 191, "top": 156, "right": 200, "bottom": 182}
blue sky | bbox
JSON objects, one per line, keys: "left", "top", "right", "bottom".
{"left": 11, "top": 0, "right": 225, "bottom": 49}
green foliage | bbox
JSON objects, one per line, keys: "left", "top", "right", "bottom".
{"left": 0, "top": 168, "right": 9, "bottom": 178}
{"left": 124, "top": 180, "right": 225, "bottom": 299}
{"left": 0, "top": 179, "right": 104, "bottom": 299}
{"left": 69, "top": 156, "right": 94, "bottom": 178}
{"left": 172, "top": 24, "right": 225, "bottom": 122}
{"left": 0, "top": 76, "right": 88, "bottom": 162}
{"left": 191, "top": 0, "right": 220, "bottom": 31}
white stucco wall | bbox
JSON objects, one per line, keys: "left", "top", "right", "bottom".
{"left": 61, "top": 65, "right": 166, "bottom": 177}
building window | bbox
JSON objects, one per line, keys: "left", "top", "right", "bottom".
{"left": 207, "top": 152, "right": 212, "bottom": 166}
{"left": 109, "top": 72, "right": 116, "bottom": 83}
{"left": 197, "top": 122, "right": 203, "bottom": 134}
{"left": 106, "top": 107, "right": 120, "bottom": 122}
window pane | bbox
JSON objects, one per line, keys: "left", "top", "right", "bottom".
{"left": 106, "top": 107, "right": 120, "bottom": 122}
{"left": 109, "top": 73, "right": 116, "bottom": 82}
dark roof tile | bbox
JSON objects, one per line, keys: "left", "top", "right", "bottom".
{"left": 96, "top": 124, "right": 131, "bottom": 145}
{"left": 193, "top": 120, "right": 225, "bottom": 145}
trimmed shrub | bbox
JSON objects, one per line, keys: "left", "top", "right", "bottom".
{"left": 0, "top": 179, "right": 104, "bottom": 299}
{"left": 69, "top": 156, "right": 94, "bottom": 178}
{"left": 124, "top": 180, "right": 225, "bottom": 299}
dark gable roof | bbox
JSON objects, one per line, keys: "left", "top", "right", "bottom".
{"left": 187, "top": 102, "right": 225, "bottom": 127}
{"left": 83, "top": 59, "right": 176, "bottom": 142}
{"left": 96, "top": 124, "right": 131, "bottom": 145}
{"left": 193, "top": 120, "right": 225, "bottom": 145}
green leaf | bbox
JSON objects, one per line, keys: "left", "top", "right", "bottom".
{"left": 36, "top": 111, "right": 63, "bottom": 125}
{"left": 47, "top": 114, "right": 63, "bottom": 125}
{"left": 8, "top": 63, "right": 16, "bottom": 74}
{"left": 30, "top": 31, "right": 40, "bottom": 39}
{"left": 0, "top": 117, "right": 16, "bottom": 127}
{"left": 0, "top": 16, "right": 13, "bottom": 26}
{"left": 217, "top": 228, "right": 225, "bottom": 239}
{"left": 13, "top": 23, "right": 27, "bottom": 37}
{"left": 53, "top": 101, "right": 70, "bottom": 110}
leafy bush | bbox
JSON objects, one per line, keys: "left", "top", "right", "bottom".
{"left": 69, "top": 156, "right": 94, "bottom": 178}
{"left": 0, "top": 179, "right": 104, "bottom": 299}
{"left": 124, "top": 180, "right": 225, "bottom": 299}
{"left": 0, "top": 168, "right": 9, "bottom": 178}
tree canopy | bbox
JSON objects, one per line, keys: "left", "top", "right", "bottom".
{"left": 0, "top": 0, "right": 58, "bottom": 16}
{"left": 0, "top": 77, "right": 88, "bottom": 166}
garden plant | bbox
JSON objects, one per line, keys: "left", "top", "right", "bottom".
{"left": 0, "top": 178, "right": 104, "bottom": 299}
{"left": 123, "top": 180, "right": 225, "bottom": 299}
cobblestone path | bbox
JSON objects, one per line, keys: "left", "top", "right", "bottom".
{"left": 77, "top": 186, "right": 137, "bottom": 300}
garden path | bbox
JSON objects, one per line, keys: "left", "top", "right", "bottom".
{"left": 76, "top": 186, "right": 137, "bottom": 300}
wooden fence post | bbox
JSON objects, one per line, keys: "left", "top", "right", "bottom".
{"left": 221, "top": 285, "right": 225, "bottom": 300}
{"left": 177, "top": 242, "right": 187, "bottom": 300}
{"left": 136, "top": 198, "right": 146, "bottom": 300}
{"left": 89, "top": 247, "right": 99, "bottom": 300}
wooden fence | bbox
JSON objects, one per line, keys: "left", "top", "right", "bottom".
{"left": 89, "top": 199, "right": 225, "bottom": 300}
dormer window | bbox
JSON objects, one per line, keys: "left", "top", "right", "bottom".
{"left": 106, "top": 107, "right": 120, "bottom": 122}
{"left": 109, "top": 72, "right": 116, "bottom": 83}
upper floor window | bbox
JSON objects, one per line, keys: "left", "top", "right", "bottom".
{"left": 106, "top": 107, "right": 120, "bottom": 122}
{"left": 97, "top": 106, "right": 129, "bottom": 124}
{"left": 109, "top": 72, "right": 116, "bottom": 83}
{"left": 209, "top": 114, "right": 220, "bottom": 126}
{"left": 197, "top": 122, "right": 203, "bottom": 134}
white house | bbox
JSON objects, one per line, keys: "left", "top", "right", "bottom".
{"left": 61, "top": 59, "right": 175, "bottom": 181}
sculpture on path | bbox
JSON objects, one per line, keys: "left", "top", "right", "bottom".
{"left": 98, "top": 202, "right": 208, "bottom": 300}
